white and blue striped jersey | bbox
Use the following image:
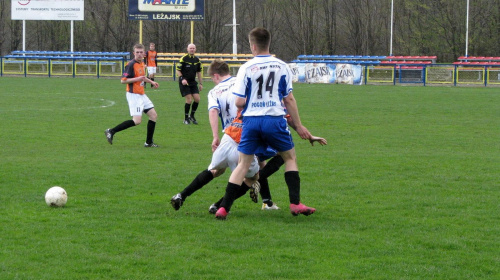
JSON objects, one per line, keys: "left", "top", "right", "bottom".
{"left": 207, "top": 76, "right": 238, "bottom": 132}
{"left": 233, "top": 55, "right": 293, "bottom": 117}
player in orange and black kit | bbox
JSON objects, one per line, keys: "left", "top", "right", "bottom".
{"left": 104, "top": 43, "right": 160, "bottom": 147}
{"left": 145, "top": 42, "right": 157, "bottom": 88}
{"left": 176, "top": 43, "right": 203, "bottom": 125}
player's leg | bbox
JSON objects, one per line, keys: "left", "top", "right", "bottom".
{"left": 215, "top": 117, "right": 262, "bottom": 219}
{"left": 184, "top": 93, "right": 193, "bottom": 124}
{"left": 189, "top": 93, "right": 200, "bottom": 124}
{"left": 179, "top": 83, "right": 192, "bottom": 124}
{"left": 215, "top": 153, "right": 255, "bottom": 219}
{"left": 209, "top": 180, "right": 253, "bottom": 214}
{"left": 144, "top": 107, "right": 157, "bottom": 147}
{"left": 258, "top": 155, "right": 284, "bottom": 209}
{"left": 170, "top": 168, "right": 220, "bottom": 211}
{"left": 279, "top": 148, "right": 315, "bottom": 216}
{"left": 148, "top": 67, "right": 155, "bottom": 87}
{"left": 262, "top": 116, "right": 315, "bottom": 216}
{"left": 105, "top": 93, "right": 142, "bottom": 144}
{"left": 172, "top": 136, "right": 232, "bottom": 210}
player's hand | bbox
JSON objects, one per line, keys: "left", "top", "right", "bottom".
{"left": 198, "top": 84, "right": 203, "bottom": 91}
{"left": 295, "top": 125, "right": 312, "bottom": 140}
{"left": 211, "top": 137, "right": 220, "bottom": 152}
{"left": 309, "top": 136, "right": 327, "bottom": 146}
{"left": 182, "top": 79, "right": 188, "bottom": 86}
{"left": 152, "top": 82, "right": 159, "bottom": 89}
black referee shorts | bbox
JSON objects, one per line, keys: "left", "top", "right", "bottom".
{"left": 179, "top": 82, "right": 200, "bottom": 97}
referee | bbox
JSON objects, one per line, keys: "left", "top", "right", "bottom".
{"left": 176, "top": 43, "right": 203, "bottom": 125}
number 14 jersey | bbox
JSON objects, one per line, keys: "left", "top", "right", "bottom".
{"left": 232, "top": 55, "right": 293, "bottom": 117}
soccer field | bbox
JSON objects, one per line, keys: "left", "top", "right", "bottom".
{"left": 1, "top": 77, "right": 499, "bottom": 279}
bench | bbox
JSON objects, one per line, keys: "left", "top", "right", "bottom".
{"left": 11, "top": 50, "right": 130, "bottom": 59}
{"left": 297, "top": 55, "right": 387, "bottom": 61}
{"left": 457, "top": 56, "right": 500, "bottom": 63}
{"left": 386, "top": 55, "right": 437, "bottom": 63}
{"left": 453, "top": 61, "right": 500, "bottom": 66}
{"left": 381, "top": 60, "right": 433, "bottom": 65}
{"left": 157, "top": 52, "right": 254, "bottom": 63}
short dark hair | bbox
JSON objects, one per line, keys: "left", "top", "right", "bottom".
{"left": 208, "top": 59, "right": 230, "bottom": 76}
{"left": 248, "top": 27, "right": 271, "bottom": 51}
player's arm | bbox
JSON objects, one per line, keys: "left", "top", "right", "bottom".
{"left": 144, "top": 76, "right": 159, "bottom": 88}
{"left": 235, "top": 96, "right": 246, "bottom": 109}
{"left": 286, "top": 115, "right": 327, "bottom": 146}
{"left": 283, "top": 92, "right": 312, "bottom": 140}
{"left": 176, "top": 58, "right": 188, "bottom": 85}
{"left": 309, "top": 135, "right": 327, "bottom": 146}
{"left": 121, "top": 76, "right": 143, "bottom": 84}
{"left": 120, "top": 64, "right": 137, "bottom": 84}
{"left": 209, "top": 108, "right": 220, "bottom": 152}
{"left": 197, "top": 70, "right": 203, "bottom": 91}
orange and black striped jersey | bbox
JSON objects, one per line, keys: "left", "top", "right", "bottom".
{"left": 145, "top": 50, "right": 157, "bottom": 67}
{"left": 121, "top": 59, "right": 146, "bottom": 95}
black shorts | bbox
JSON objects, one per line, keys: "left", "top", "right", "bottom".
{"left": 179, "top": 82, "right": 199, "bottom": 97}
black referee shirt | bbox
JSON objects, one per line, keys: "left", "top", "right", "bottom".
{"left": 177, "top": 54, "right": 202, "bottom": 83}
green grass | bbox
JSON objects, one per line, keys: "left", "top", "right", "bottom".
{"left": 0, "top": 77, "right": 499, "bottom": 279}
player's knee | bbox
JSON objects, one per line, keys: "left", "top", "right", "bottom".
{"left": 149, "top": 112, "right": 158, "bottom": 121}
{"left": 211, "top": 169, "right": 225, "bottom": 177}
{"left": 132, "top": 117, "right": 142, "bottom": 125}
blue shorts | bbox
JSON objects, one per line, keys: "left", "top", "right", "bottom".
{"left": 238, "top": 116, "right": 294, "bottom": 155}
{"left": 255, "top": 146, "right": 278, "bottom": 162}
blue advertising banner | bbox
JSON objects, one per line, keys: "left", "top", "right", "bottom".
{"left": 128, "top": 0, "right": 204, "bottom": 21}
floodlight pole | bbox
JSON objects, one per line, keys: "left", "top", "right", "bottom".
{"left": 225, "top": 0, "right": 239, "bottom": 58}
{"left": 191, "top": 21, "right": 194, "bottom": 44}
{"left": 22, "top": 20, "right": 26, "bottom": 52}
{"left": 465, "top": 0, "right": 469, "bottom": 57}
{"left": 71, "top": 20, "right": 74, "bottom": 53}
{"left": 139, "top": 20, "right": 143, "bottom": 44}
{"left": 232, "top": 0, "right": 237, "bottom": 55}
{"left": 390, "top": 0, "right": 394, "bottom": 56}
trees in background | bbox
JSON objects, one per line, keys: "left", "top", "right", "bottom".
{"left": 1, "top": 0, "right": 499, "bottom": 62}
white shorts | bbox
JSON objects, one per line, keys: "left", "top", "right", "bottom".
{"left": 208, "top": 134, "right": 260, "bottom": 178}
{"left": 126, "top": 92, "right": 154, "bottom": 116}
{"left": 147, "top": 67, "right": 157, "bottom": 75}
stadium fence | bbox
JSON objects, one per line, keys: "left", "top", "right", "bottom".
{"left": 2, "top": 52, "right": 499, "bottom": 86}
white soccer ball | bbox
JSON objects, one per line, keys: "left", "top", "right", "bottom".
{"left": 45, "top": 186, "right": 68, "bottom": 207}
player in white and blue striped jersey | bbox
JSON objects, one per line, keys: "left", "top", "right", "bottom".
{"left": 215, "top": 27, "right": 317, "bottom": 219}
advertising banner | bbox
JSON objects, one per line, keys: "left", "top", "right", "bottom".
{"left": 289, "top": 63, "right": 363, "bottom": 85}
{"left": 11, "top": 0, "right": 84, "bottom": 21}
{"left": 128, "top": 0, "right": 205, "bottom": 21}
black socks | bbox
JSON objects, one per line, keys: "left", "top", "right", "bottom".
{"left": 146, "top": 120, "right": 156, "bottom": 144}
{"left": 111, "top": 120, "right": 136, "bottom": 134}
{"left": 185, "top": 102, "right": 199, "bottom": 119}
{"left": 285, "top": 171, "right": 301, "bottom": 205}
{"left": 181, "top": 170, "right": 214, "bottom": 199}
{"left": 190, "top": 102, "right": 199, "bottom": 118}
{"left": 184, "top": 103, "right": 191, "bottom": 119}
